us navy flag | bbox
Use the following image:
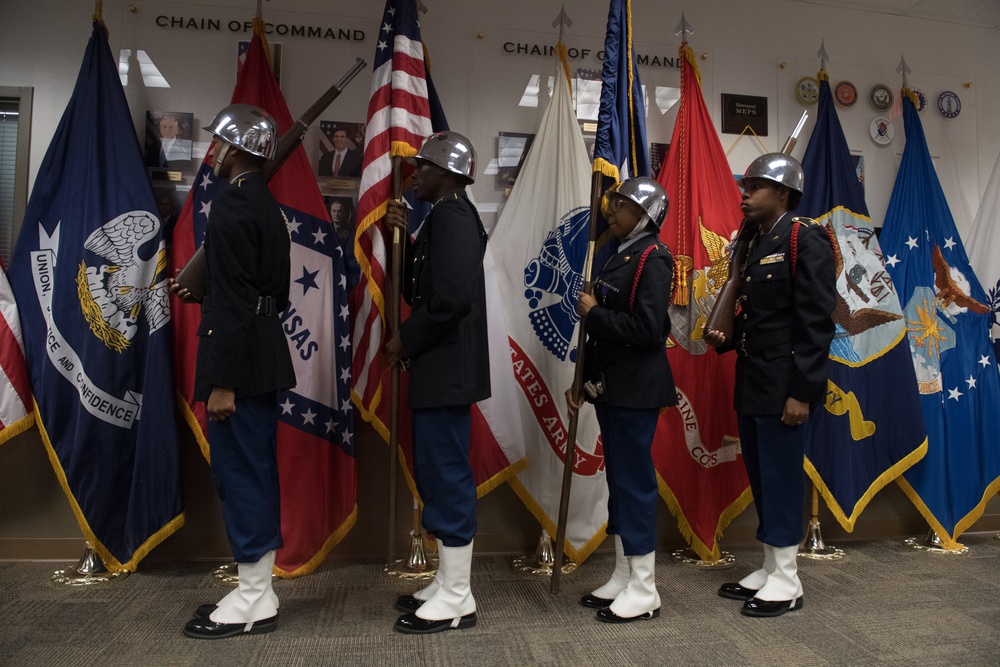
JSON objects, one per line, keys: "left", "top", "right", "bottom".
{"left": 880, "top": 90, "right": 1000, "bottom": 547}
{"left": 8, "top": 22, "right": 183, "bottom": 570}
{"left": 797, "top": 72, "right": 926, "bottom": 531}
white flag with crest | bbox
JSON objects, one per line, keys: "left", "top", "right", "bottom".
{"left": 491, "top": 45, "right": 607, "bottom": 562}
{"left": 967, "top": 151, "right": 1000, "bottom": 374}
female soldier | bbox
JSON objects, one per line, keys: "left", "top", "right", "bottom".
{"left": 567, "top": 177, "right": 677, "bottom": 623}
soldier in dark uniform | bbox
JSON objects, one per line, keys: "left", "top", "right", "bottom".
{"left": 566, "top": 177, "right": 677, "bottom": 624}
{"left": 169, "top": 103, "right": 296, "bottom": 638}
{"left": 383, "top": 131, "right": 490, "bottom": 635}
{"left": 704, "top": 154, "right": 836, "bottom": 618}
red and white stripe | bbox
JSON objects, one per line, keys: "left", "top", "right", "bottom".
{"left": 351, "top": 21, "right": 431, "bottom": 428}
{"left": 0, "top": 260, "right": 34, "bottom": 442}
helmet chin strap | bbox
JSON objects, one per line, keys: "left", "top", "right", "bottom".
{"left": 623, "top": 214, "right": 652, "bottom": 241}
{"left": 212, "top": 142, "right": 232, "bottom": 178}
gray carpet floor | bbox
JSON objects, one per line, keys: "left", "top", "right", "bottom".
{"left": 2, "top": 535, "right": 999, "bottom": 666}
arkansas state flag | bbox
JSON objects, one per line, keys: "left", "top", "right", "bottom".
{"left": 654, "top": 42, "right": 751, "bottom": 561}
{"left": 170, "top": 22, "right": 356, "bottom": 576}
{"left": 797, "top": 71, "right": 926, "bottom": 531}
{"left": 880, "top": 90, "right": 1000, "bottom": 547}
{"left": 967, "top": 150, "right": 1000, "bottom": 371}
{"left": 0, "top": 257, "right": 34, "bottom": 444}
{"left": 493, "top": 44, "right": 607, "bottom": 562}
{"left": 8, "top": 21, "right": 183, "bottom": 570}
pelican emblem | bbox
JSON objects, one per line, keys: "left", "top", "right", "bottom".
{"left": 77, "top": 210, "right": 171, "bottom": 352}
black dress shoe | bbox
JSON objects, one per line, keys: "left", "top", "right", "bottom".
{"left": 579, "top": 593, "right": 614, "bottom": 609}
{"left": 183, "top": 614, "right": 278, "bottom": 639}
{"left": 393, "top": 612, "right": 477, "bottom": 634}
{"left": 595, "top": 607, "right": 660, "bottom": 623}
{"left": 192, "top": 604, "right": 217, "bottom": 619}
{"left": 394, "top": 594, "right": 424, "bottom": 613}
{"left": 740, "top": 596, "right": 803, "bottom": 617}
{"left": 717, "top": 583, "right": 758, "bottom": 601}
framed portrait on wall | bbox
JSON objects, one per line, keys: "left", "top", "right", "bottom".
{"left": 145, "top": 110, "right": 194, "bottom": 173}
{"left": 497, "top": 131, "right": 535, "bottom": 187}
{"left": 318, "top": 121, "right": 365, "bottom": 178}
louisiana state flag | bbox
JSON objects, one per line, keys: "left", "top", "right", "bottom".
{"left": 655, "top": 41, "right": 750, "bottom": 561}
{"left": 880, "top": 90, "right": 1000, "bottom": 547}
{"left": 797, "top": 71, "right": 926, "bottom": 530}
{"left": 8, "top": 21, "right": 183, "bottom": 570}
{"left": 169, "top": 22, "right": 356, "bottom": 576}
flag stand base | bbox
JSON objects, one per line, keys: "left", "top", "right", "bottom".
{"left": 512, "top": 530, "right": 577, "bottom": 576}
{"left": 385, "top": 533, "right": 438, "bottom": 580}
{"left": 670, "top": 548, "right": 737, "bottom": 569}
{"left": 51, "top": 542, "right": 128, "bottom": 586}
{"left": 903, "top": 529, "right": 968, "bottom": 554}
{"left": 798, "top": 519, "right": 845, "bottom": 560}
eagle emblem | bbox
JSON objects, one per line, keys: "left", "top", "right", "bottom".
{"left": 77, "top": 210, "right": 170, "bottom": 352}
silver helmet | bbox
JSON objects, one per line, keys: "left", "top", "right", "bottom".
{"left": 605, "top": 177, "right": 669, "bottom": 229}
{"left": 203, "top": 103, "right": 278, "bottom": 160}
{"left": 738, "top": 153, "right": 804, "bottom": 195}
{"left": 412, "top": 131, "right": 476, "bottom": 183}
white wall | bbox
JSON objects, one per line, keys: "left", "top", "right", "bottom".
{"left": 1, "top": 0, "right": 998, "bottom": 234}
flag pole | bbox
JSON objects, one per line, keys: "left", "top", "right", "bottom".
{"left": 551, "top": 169, "right": 603, "bottom": 594}
{"left": 385, "top": 156, "right": 405, "bottom": 571}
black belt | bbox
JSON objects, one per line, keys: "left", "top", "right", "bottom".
{"left": 739, "top": 328, "right": 792, "bottom": 357}
{"left": 256, "top": 295, "right": 277, "bottom": 316}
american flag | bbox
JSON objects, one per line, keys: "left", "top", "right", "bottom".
{"left": 351, "top": 0, "right": 432, "bottom": 436}
{"left": 0, "top": 257, "right": 34, "bottom": 444}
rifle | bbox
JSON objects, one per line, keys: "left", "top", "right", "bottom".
{"left": 702, "top": 110, "right": 808, "bottom": 340}
{"left": 174, "top": 58, "right": 367, "bottom": 300}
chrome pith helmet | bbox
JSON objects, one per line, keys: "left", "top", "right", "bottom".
{"left": 203, "top": 103, "right": 278, "bottom": 160}
{"left": 412, "top": 131, "right": 477, "bottom": 183}
{"left": 738, "top": 153, "right": 804, "bottom": 194}
{"left": 604, "top": 177, "right": 669, "bottom": 229}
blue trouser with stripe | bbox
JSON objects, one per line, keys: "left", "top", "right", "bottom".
{"left": 412, "top": 406, "right": 477, "bottom": 547}
{"left": 738, "top": 413, "right": 806, "bottom": 547}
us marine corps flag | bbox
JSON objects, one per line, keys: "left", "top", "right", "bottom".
{"left": 169, "top": 23, "right": 356, "bottom": 576}
{"left": 654, "top": 40, "right": 751, "bottom": 561}
{"left": 8, "top": 20, "right": 183, "bottom": 570}
{"left": 880, "top": 91, "right": 1000, "bottom": 547}
{"left": 797, "top": 71, "right": 926, "bottom": 530}
{"left": 493, "top": 44, "right": 606, "bottom": 562}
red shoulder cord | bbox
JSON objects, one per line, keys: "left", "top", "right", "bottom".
{"left": 790, "top": 221, "right": 839, "bottom": 281}
{"left": 629, "top": 244, "right": 677, "bottom": 312}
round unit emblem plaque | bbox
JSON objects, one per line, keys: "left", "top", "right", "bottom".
{"left": 869, "top": 83, "right": 893, "bottom": 111}
{"left": 835, "top": 81, "right": 857, "bottom": 107}
{"left": 911, "top": 87, "right": 927, "bottom": 112}
{"left": 796, "top": 77, "right": 819, "bottom": 105}
{"left": 870, "top": 116, "right": 894, "bottom": 145}
{"left": 938, "top": 91, "right": 961, "bottom": 118}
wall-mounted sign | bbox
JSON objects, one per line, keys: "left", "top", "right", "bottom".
{"left": 721, "top": 94, "right": 767, "bottom": 136}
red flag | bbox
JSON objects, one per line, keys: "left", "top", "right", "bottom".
{"left": 654, "top": 43, "right": 751, "bottom": 560}
{"left": 169, "top": 20, "right": 356, "bottom": 577}
{"left": 0, "top": 257, "right": 34, "bottom": 443}
{"left": 351, "top": 0, "right": 524, "bottom": 499}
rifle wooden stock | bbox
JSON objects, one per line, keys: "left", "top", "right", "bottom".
{"left": 702, "top": 223, "right": 750, "bottom": 341}
{"left": 175, "top": 58, "right": 368, "bottom": 300}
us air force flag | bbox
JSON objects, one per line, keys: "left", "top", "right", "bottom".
{"left": 797, "top": 72, "right": 927, "bottom": 531}
{"left": 880, "top": 91, "right": 1000, "bottom": 547}
{"left": 8, "top": 21, "right": 183, "bottom": 570}
{"left": 493, "top": 45, "right": 607, "bottom": 562}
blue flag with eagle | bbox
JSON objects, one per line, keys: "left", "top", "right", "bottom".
{"left": 797, "top": 71, "right": 926, "bottom": 531}
{"left": 8, "top": 21, "right": 183, "bottom": 570}
{"left": 879, "top": 90, "right": 1000, "bottom": 547}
